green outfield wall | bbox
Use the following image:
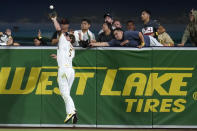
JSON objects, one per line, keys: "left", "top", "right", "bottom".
{"left": 0, "top": 47, "right": 197, "bottom": 128}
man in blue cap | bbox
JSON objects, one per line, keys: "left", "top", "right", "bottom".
{"left": 98, "top": 13, "right": 115, "bottom": 35}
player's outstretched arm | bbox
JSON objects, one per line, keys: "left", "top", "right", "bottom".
{"left": 89, "top": 42, "right": 109, "bottom": 47}
{"left": 51, "top": 16, "right": 61, "bottom": 31}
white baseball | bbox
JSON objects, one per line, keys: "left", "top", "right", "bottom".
{"left": 49, "top": 5, "right": 54, "bottom": 10}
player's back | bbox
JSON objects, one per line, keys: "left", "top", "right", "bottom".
{"left": 57, "top": 34, "right": 75, "bottom": 68}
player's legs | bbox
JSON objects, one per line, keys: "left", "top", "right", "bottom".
{"left": 149, "top": 36, "right": 163, "bottom": 46}
{"left": 68, "top": 68, "right": 75, "bottom": 90}
{"left": 67, "top": 68, "right": 76, "bottom": 112}
{"left": 67, "top": 68, "right": 78, "bottom": 124}
{"left": 58, "top": 67, "right": 75, "bottom": 115}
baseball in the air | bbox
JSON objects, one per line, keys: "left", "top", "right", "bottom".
{"left": 49, "top": 5, "right": 54, "bottom": 10}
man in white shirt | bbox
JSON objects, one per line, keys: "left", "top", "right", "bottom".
{"left": 74, "top": 19, "right": 95, "bottom": 46}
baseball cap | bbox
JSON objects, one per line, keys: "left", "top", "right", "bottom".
{"left": 104, "top": 13, "right": 112, "bottom": 19}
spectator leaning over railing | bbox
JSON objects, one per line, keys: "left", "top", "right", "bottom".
{"left": 0, "top": 29, "right": 20, "bottom": 46}
{"left": 89, "top": 28, "right": 163, "bottom": 48}
{"left": 178, "top": 9, "right": 197, "bottom": 47}
{"left": 157, "top": 25, "right": 174, "bottom": 46}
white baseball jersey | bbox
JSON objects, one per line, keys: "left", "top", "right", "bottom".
{"left": 57, "top": 34, "right": 76, "bottom": 115}
{"left": 57, "top": 34, "right": 75, "bottom": 68}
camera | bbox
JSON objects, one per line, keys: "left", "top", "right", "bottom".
{"left": 79, "top": 40, "right": 90, "bottom": 48}
{"left": 0, "top": 33, "right": 9, "bottom": 43}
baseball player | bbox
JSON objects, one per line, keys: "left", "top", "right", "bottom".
{"left": 50, "top": 16, "right": 78, "bottom": 124}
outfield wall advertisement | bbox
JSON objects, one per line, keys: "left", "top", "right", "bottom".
{"left": 0, "top": 47, "right": 197, "bottom": 128}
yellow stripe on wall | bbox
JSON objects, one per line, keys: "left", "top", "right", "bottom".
{"left": 119, "top": 67, "right": 194, "bottom": 71}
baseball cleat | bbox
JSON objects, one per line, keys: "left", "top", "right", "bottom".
{"left": 72, "top": 113, "right": 78, "bottom": 124}
{"left": 64, "top": 113, "right": 75, "bottom": 123}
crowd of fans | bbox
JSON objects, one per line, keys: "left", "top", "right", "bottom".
{"left": 0, "top": 9, "right": 197, "bottom": 48}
